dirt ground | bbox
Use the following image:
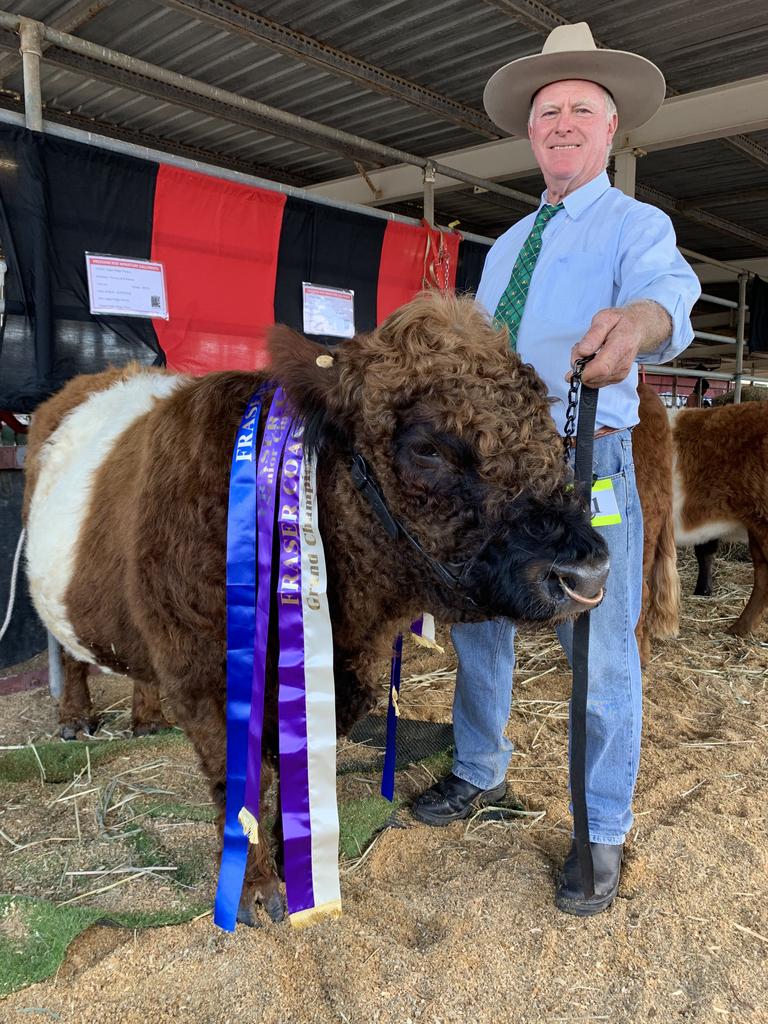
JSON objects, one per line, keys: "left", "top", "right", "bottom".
{"left": 1, "top": 548, "right": 767, "bottom": 1024}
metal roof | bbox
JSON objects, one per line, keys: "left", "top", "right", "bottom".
{"left": 0, "top": 0, "right": 766, "bottom": 372}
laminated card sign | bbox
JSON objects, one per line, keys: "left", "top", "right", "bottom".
{"left": 85, "top": 253, "right": 169, "bottom": 319}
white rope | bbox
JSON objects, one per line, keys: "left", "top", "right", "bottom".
{"left": 0, "top": 527, "right": 26, "bottom": 643}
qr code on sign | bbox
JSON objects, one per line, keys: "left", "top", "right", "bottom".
{"left": 150, "top": 295, "right": 161, "bottom": 308}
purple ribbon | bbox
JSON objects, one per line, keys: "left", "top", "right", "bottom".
{"left": 276, "top": 422, "right": 315, "bottom": 915}
{"left": 241, "top": 388, "right": 292, "bottom": 827}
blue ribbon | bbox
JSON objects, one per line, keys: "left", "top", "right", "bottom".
{"left": 214, "top": 389, "right": 265, "bottom": 932}
{"left": 381, "top": 633, "right": 403, "bottom": 802}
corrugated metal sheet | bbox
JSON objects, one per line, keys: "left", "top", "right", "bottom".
{"left": 0, "top": 0, "right": 765, "bottom": 261}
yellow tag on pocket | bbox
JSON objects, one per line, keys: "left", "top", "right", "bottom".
{"left": 591, "top": 478, "right": 622, "bottom": 527}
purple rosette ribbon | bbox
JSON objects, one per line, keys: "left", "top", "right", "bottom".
{"left": 277, "top": 424, "right": 342, "bottom": 925}
{"left": 238, "top": 388, "right": 293, "bottom": 841}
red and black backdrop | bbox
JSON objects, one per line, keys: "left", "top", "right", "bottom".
{"left": 0, "top": 123, "right": 490, "bottom": 411}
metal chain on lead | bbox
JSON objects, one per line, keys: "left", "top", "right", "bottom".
{"left": 562, "top": 355, "right": 594, "bottom": 461}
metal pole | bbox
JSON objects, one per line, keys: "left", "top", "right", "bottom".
{"left": 423, "top": 161, "right": 435, "bottom": 228}
{"left": 679, "top": 246, "right": 750, "bottom": 276}
{"left": 47, "top": 631, "right": 63, "bottom": 699}
{"left": 18, "top": 17, "right": 44, "bottom": 131}
{"left": 644, "top": 364, "right": 768, "bottom": 386}
{"left": 734, "top": 272, "right": 748, "bottom": 403}
{"left": 613, "top": 150, "right": 637, "bottom": 197}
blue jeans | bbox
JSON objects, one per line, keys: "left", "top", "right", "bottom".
{"left": 451, "top": 429, "right": 643, "bottom": 845}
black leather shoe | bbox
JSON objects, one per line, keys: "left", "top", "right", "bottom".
{"left": 555, "top": 840, "right": 623, "bottom": 917}
{"left": 411, "top": 772, "right": 506, "bottom": 826}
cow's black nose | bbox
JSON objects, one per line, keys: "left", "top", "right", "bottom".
{"left": 551, "top": 556, "right": 610, "bottom": 607}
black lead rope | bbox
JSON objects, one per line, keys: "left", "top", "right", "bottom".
{"left": 569, "top": 367, "right": 599, "bottom": 901}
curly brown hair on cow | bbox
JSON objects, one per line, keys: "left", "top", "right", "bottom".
{"left": 24, "top": 290, "right": 608, "bottom": 925}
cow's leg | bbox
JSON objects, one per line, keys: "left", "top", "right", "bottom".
{"left": 694, "top": 539, "right": 719, "bottom": 596}
{"left": 58, "top": 653, "right": 97, "bottom": 740}
{"left": 241, "top": 761, "right": 285, "bottom": 926}
{"left": 131, "top": 679, "right": 172, "bottom": 736}
{"left": 333, "top": 643, "right": 378, "bottom": 737}
{"left": 173, "top": 693, "right": 283, "bottom": 926}
{"left": 728, "top": 528, "right": 768, "bottom": 636}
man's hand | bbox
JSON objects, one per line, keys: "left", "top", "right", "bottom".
{"left": 567, "top": 301, "right": 673, "bottom": 388}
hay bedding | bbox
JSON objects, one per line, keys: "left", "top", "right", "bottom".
{"left": 0, "top": 549, "right": 767, "bottom": 1023}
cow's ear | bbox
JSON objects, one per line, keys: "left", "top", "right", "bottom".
{"left": 268, "top": 324, "right": 350, "bottom": 447}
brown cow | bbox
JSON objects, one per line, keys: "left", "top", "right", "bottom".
{"left": 634, "top": 392, "right": 768, "bottom": 644}
{"left": 24, "top": 292, "right": 608, "bottom": 924}
{"left": 670, "top": 401, "right": 768, "bottom": 636}
{"left": 692, "top": 386, "right": 768, "bottom": 597}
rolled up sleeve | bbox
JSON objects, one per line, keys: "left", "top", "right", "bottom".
{"left": 615, "top": 205, "right": 701, "bottom": 364}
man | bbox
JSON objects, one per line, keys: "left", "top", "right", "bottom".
{"left": 412, "top": 23, "right": 701, "bottom": 916}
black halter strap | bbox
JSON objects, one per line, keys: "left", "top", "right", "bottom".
{"left": 349, "top": 453, "right": 477, "bottom": 604}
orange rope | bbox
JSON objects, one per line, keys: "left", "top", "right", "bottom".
{"left": 420, "top": 220, "right": 455, "bottom": 294}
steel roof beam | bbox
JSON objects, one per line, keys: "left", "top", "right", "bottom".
{"left": 308, "top": 74, "right": 768, "bottom": 206}
{"left": 679, "top": 187, "right": 768, "bottom": 211}
{"left": 153, "top": 0, "right": 500, "bottom": 139}
{"left": 618, "top": 76, "right": 768, "bottom": 153}
{"left": 720, "top": 133, "right": 768, "bottom": 173}
{"left": 636, "top": 183, "right": 768, "bottom": 251}
{"left": 480, "top": 0, "right": 567, "bottom": 35}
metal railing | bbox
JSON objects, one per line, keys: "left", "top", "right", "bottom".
{"left": 672, "top": 247, "right": 754, "bottom": 403}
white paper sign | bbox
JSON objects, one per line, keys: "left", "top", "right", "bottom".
{"left": 85, "top": 253, "right": 169, "bottom": 319}
{"left": 302, "top": 282, "right": 355, "bottom": 338}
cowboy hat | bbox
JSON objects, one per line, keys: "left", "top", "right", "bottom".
{"left": 483, "top": 22, "right": 666, "bottom": 136}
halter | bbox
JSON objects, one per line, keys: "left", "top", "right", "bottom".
{"left": 349, "top": 452, "right": 478, "bottom": 605}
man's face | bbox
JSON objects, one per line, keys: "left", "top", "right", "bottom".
{"left": 528, "top": 80, "right": 618, "bottom": 195}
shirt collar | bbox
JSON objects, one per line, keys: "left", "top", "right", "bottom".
{"left": 537, "top": 171, "right": 611, "bottom": 221}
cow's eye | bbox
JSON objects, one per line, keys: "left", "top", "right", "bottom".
{"left": 410, "top": 441, "right": 443, "bottom": 467}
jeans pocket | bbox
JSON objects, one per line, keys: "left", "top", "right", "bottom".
{"left": 594, "top": 434, "right": 628, "bottom": 481}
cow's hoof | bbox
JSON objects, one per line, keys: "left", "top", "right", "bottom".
{"left": 132, "top": 719, "right": 172, "bottom": 737}
{"left": 235, "top": 904, "right": 261, "bottom": 928}
{"left": 59, "top": 718, "right": 96, "bottom": 741}
{"left": 726, "top": 621, "right": 753, "bottom": 638}
{"left": 261, "top": 890, "right": 286, "bottom": 924}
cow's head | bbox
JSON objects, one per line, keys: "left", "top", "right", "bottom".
{"left": 269, "top": 292, "right": 608, "bottom": 625}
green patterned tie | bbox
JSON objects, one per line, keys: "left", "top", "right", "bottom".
{"left": 494, "top": 202, "right": 563, "bottom": 349}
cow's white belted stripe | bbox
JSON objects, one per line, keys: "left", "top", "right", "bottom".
{"left": 25, "top": 373, "right": 183, "bottom": 664}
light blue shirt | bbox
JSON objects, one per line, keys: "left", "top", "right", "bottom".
{"left": 476, "top": 171, "right": 701, "bottom": 434}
